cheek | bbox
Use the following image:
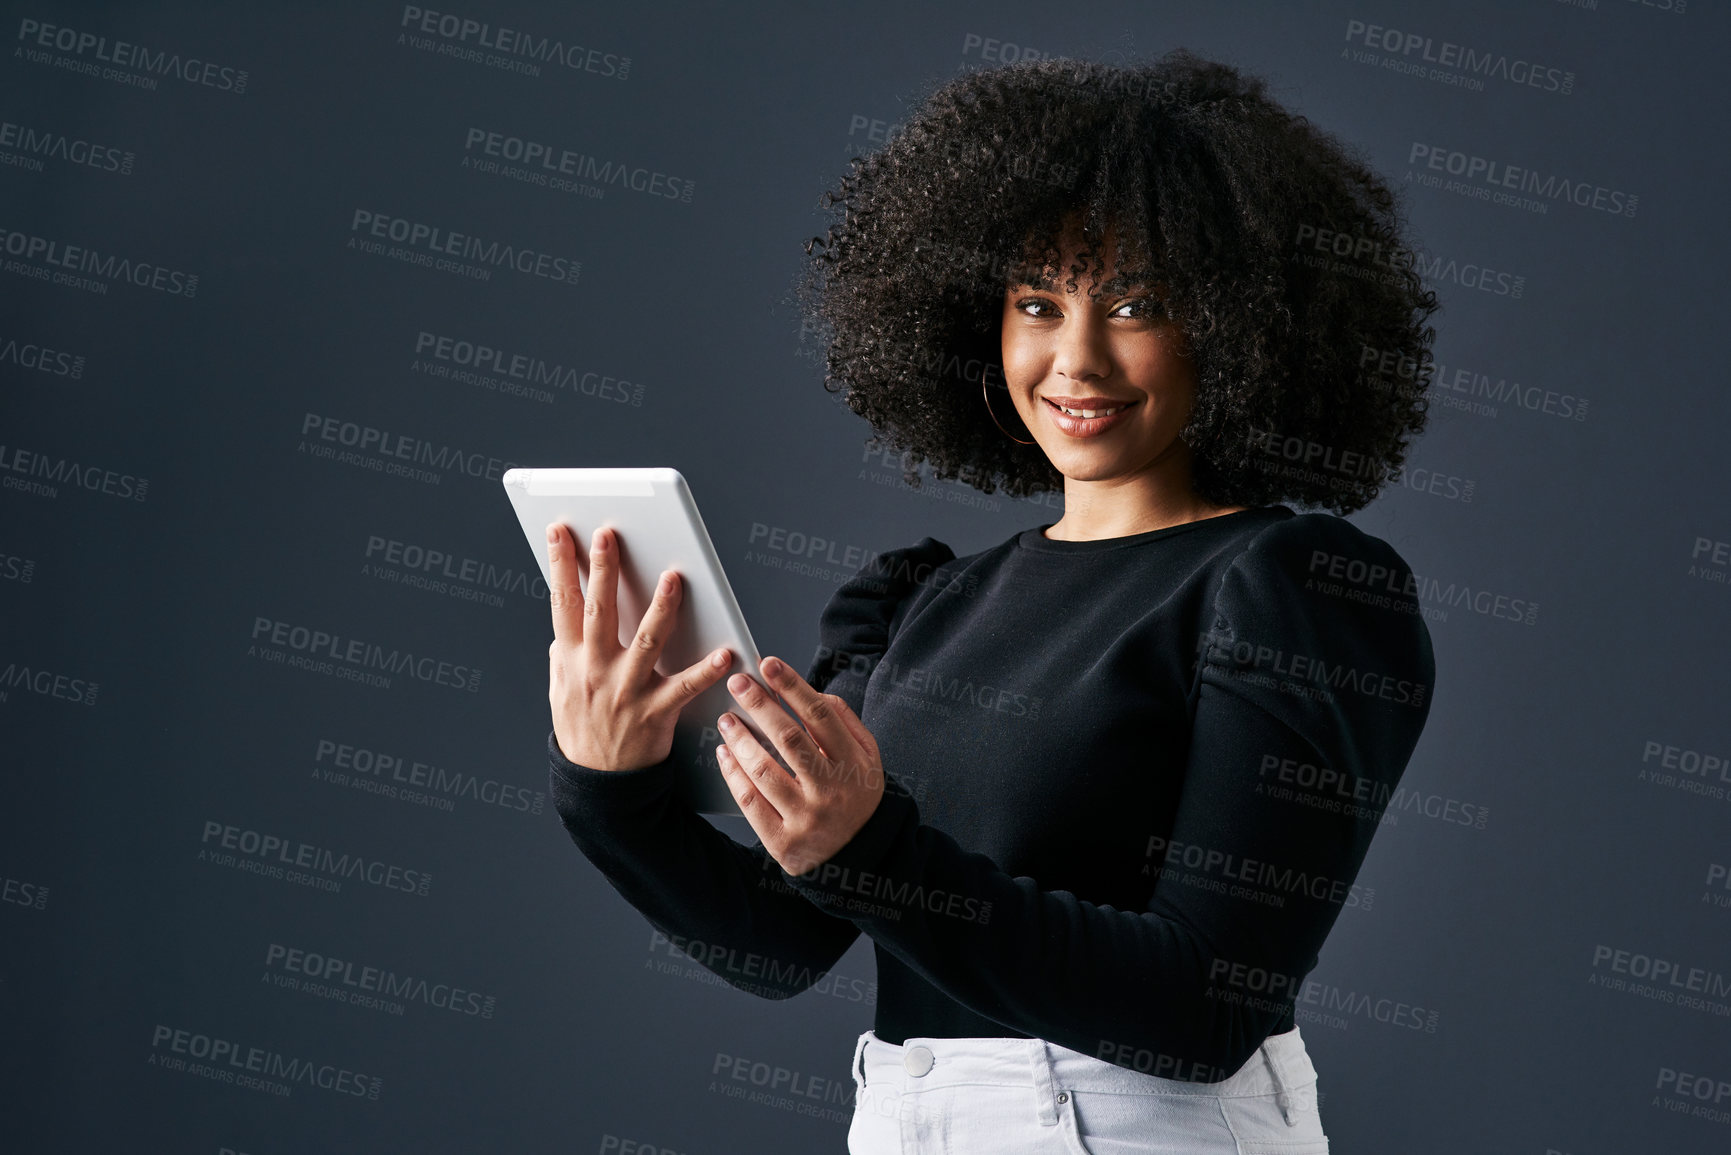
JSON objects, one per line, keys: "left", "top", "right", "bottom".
{"left": 999, "top": 326, "right": 1042, "bottom": 385}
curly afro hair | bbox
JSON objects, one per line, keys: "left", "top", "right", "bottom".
{"left": 799, "top": 49, "right": 1440, "bottom": 514}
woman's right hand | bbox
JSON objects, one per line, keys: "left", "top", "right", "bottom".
{"left": 547, "top": 522, "right": 735, "bottom": 772}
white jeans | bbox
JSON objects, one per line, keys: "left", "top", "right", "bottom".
{"left": 846, "top": 1026, "right": 1328, "bottom": 1154}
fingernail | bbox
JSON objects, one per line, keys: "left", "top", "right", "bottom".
{"left": 727, "top": 674, "right": 749, "bottom": 694}
{"left": 711, "top": 649, "right": 730, "bottom": 668}
{"left": 719, "top": 713, "right": 735, "bottom": 729}
{"left": 594, "top": 528, "right": 608, "bottom": 550}
{"left": 546, "top": 525, "right": 559, "bottom": 545}
{"left": 659, "top": 571, "right": 674, "bottom": 593}
{"left": 763, "top": 657, "right": 783, "bottom": 678}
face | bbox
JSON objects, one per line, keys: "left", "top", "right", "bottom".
{"left": 999, "top": 232, "right": 1197, "bottom": 488}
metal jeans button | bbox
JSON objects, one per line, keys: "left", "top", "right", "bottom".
{"left": 903, "top": 1045, "right": 934, "bottom": 1077}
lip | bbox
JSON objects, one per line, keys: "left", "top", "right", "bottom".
{"left": 1041, "top": 395, "right": 1139, "bottom": 438}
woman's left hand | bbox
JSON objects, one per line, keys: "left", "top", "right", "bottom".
{"left": 716, "top": 656, "right": 885, "bottom": 877}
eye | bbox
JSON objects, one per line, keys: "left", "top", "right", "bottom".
{"left": 1012, "top": 296, "right": 1059, "bottom": 318}
{"left": 1113, "top": 295, "right": 1165, "bottom": 319}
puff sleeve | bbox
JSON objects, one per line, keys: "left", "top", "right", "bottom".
{"left": 779, "top": 514, "right": 1436, "bottom": 1077}
{"left": 547, "top": 537, "right": 957, "bottom": 998}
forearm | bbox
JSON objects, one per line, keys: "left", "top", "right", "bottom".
{"left": 548, "top": 731, "right": 862, "bottom": 999}
{"left": 781, "top": 675, "right": 1410, "bottom": 1078}
{"left": 780, "top": 781, "right": 1276, "bottom": 1077}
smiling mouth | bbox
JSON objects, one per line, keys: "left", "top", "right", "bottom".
{"left": 1044, "top": 397, "right": 1139, "bottom": 418}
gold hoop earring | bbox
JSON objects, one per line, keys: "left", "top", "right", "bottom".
{"left": 983, "top": 380, "right": 1036, "bottom": 445}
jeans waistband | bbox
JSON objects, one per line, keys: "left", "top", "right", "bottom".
{"left": 852, "top": 1026, "right": 1316, "bottom": 1125}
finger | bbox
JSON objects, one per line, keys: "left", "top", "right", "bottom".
{"left": 546, "top": 523, "right": 585, "bottom": 645}
{"left": 725, "top": 672, "right": 830, "bottom": 784}
{"left": 757, "top": 657, "right": 859, "bottom": 771}
{"left": 621, "top": 568, "right": 683, "bottom": 682}
{"left": 827, "top": 693, "right": 880, "bottom": 763}
{"left": 717, "top": 711, "right": 802, "bottom": 813}
{"left": 715, "top": 733, "right": 787, "bottom": 836}
{"left": 652, "top": 643, "right": 735, "bottom": 716}
{"left": 583, "top": 525, "right": 621, "bottom": 660}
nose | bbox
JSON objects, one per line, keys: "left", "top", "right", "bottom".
{"left": 1050, "top": 308, "right": 1113, "bottom": 384}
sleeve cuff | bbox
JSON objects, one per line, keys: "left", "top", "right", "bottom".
{"left": 780, "top": 772, "right": 921, "bottom": 907}
{"left": 547, "top": 729, "right": 679, "bottom": 818}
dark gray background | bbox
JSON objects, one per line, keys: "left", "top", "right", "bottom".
{"left": 2, "top": 1, "right": 1727, "bottom": 1152}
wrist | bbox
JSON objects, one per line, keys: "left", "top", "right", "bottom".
{"left": 782, "top": 778, "right": 917, "bottom": 896}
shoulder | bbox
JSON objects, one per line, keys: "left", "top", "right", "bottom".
{"left": 806, "top": 536, "right": 959, "bottom": 694}
{"left": 832, "top": 536, "right": 961, "bottom": 612}
{"left": 1206, "top": 510, "right": 1435, "bottom": 703}
{"left": 1222, "top": 510, "right": 1416, "bottom": 595}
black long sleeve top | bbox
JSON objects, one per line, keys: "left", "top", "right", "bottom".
{"left": 547, "top": 505, "right": 1436, "bottom": 1080}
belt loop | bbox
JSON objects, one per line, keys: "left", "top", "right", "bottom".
{"left": 852, "top": 1030, "right": 873, "bottom": 1089}
{"left": 1258, "top": 1037, "right": 1299, "bottom": 1127}
{"left": 1027, "top": 1039, "right": 1060, "bottom": 1126}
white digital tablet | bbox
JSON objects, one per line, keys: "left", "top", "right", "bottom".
{"left": 502, "top": 466, "right": 780, "bottom": 817}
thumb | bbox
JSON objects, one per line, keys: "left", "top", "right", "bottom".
{"left": 659, "top": 647, "right": 735, "bottom": 714}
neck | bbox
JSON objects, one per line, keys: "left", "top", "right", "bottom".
{"left": 1042, "top": 449, "right": 1245, "bottom": 541}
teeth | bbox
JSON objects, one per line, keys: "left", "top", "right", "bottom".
{"left": 1058, "top": 404, "right": 1123, "bottom": 418}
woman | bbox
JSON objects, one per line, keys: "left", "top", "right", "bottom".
{"left": 544, "top": 51, "right": 1438, "bottom": 1154}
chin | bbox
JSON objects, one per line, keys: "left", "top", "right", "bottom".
{"left": 1047, "top": 437, "right": 1171, "bottom": 476}
{"left": 1050, "top": 453, "right": 1134, "bottom": 481}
